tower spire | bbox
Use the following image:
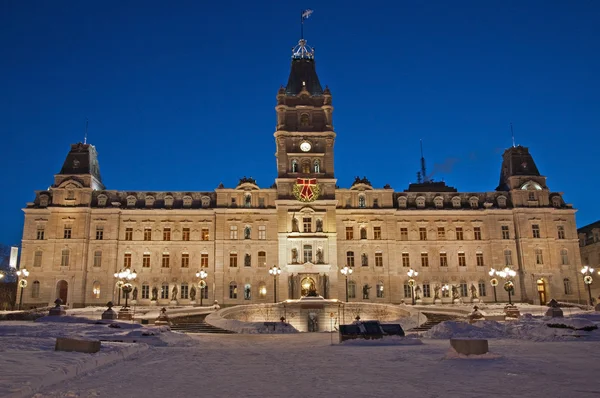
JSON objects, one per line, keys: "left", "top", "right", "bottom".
{"left": 510, "top": 122, "right": 516, "bottom": 148}
{"left": 84, "top": 118, "right": 88, "bottom": 145}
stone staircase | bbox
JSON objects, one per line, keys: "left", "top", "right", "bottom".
{"left": 169, "top": 315, "right": 236, "bottom": 334}
{"left": 410, "top": 312, "right": 462, "bottom": 332}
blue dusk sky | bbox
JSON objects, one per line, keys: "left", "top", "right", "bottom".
{"left": 1, "top": 1, "right": 599, "bottom": 246}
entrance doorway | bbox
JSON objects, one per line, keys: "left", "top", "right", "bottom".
{"left": 536, "top": 278, "right": 547, "bottom": 305}
{"left": 56, "top": 280, "right": 68, "bottom": 304}
{"left": 307, "top": 312, "right": 319, "bottom": 332}
{"left": 301, "top": 277, "right": 317, "bottom": 297}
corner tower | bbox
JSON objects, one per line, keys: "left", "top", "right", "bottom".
{"left": 274, "top": 39, "right": 336, "bottom": 200}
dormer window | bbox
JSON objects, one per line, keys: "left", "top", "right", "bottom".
{"left": 201, "top": 196, "right": 210, "bottom": 208}
{"left": 416, "top": 196, "right": 426, "bottom": 208}
{"left": 164, "top": 195, "right": 174, "bottom": 208}
{"left": 497, "top": 195, "right": 507, "bottom": 208}
{"left": 434, "top": 196, "right": 443, "bottom": 209}
{"left": 183, "top": 195, "right": 193, "bottom": 208}
{"left": 552, "top": 196, "right": 562, "bottom": 208}
{"left": 126, "top": 195, "right": 136, "bottom": 208}
{"left": 145, "top": 195, "right": 155, "bottom": 208}
{"left": 528, "top": 192, "right": 536, "bottom": 201}
{"left": 397, "top": 197, "right": 407, "bottom": 209}
{"left": 97, "top": 194, "right": 107, "bottom": 207}
{"left": 39, "top": 194, "right": 50, "bottom": 207}
{"left": 358, "top": 195, "right": 366, "bottom": 208}
{"left": 469, "top": 196, "right": 479, "bottom": 209}
{"left": 451, "top": 196, "right": 461, "bottom": 208}
{"left": 291, "top": 159, "right": 298, "bottom": 173}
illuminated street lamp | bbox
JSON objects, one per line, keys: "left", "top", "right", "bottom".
{"left": 407, "top": 269, "right": 418, "bottom": 305}
{"left": 340, "top": 265, "right": 353, "bottom": 302}
{"left": 114, "top": 268, "right": 137, "bottom": 309}
{"left": 489, "top": 268, "right": 499, "bottom": 303}
{"left": 268, "top": 265, "right": 281, "bottom": 303}
{"left": 496, "top": 267, "right": 517, "bottom": 305}
{"left": 441, "top": 284, "right": 450, "bottom": 300}
{"left": 196, "top": 269, "right": 208, "bottom": 306}
{"left": 581, "top": 266, "right": 594, "bottom": 306}
{"left": 16, "top": 268, "right": 29, "bottom": 310}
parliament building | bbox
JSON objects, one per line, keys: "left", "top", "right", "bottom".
{"left": 19, "top": 38, "right": 584, "bottom": 308}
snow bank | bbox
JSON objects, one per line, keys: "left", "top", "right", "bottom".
{"left": 206, "top": 313, "right": 298, "bottom": 334}
{"left": 341, "top": 335, "right": 423, "bottom": 346}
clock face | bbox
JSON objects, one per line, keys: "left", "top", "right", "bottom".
{"left": 300, "top": 141, "right": 311, "bottom": 152}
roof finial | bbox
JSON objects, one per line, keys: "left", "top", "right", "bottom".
{"left": 293, "top": 10, "right": 315, "bottom": 59}
{"left": 301, "top": 9, "right": 313, "bottom": 40}
{"left": 84, "top": 118, "right": 88, "bottom": 145}
{"left": 510, "top": 122, "right": 516, "bottom": 148}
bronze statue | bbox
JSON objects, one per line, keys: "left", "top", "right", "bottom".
{"left": 151, "top": 287, "right": 158, "bottom": 301}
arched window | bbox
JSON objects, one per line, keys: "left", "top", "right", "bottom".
{"left": 469, "top": 196, "right": 479, "bottom": 208}
{"left": 258, "top": 282, "right": 267, "bottom": 298}
{"left": 244, "top": 284, "right": 252, "bottom": 300}
{"left": 348, "top": 281, "right": 356, "bottom": 299}
{"left": 161, "top": 282, "right": 169, "bottom": 299}
{"left": 92, "top": 281, "right": 100, "bottom": 299}
{"left": 201, "top": 196, "right": 210, "bottom": 208}
{"left": 358, "top": 195, "right": 366, "bottom": 208}
{"left": 552, "top": 196, "right": 562, "bottom": 207}
{"left": 563, "top": 278, "right": 572, "bottom": 295}
{"left": 145, "top": 195, "right": 155, "bottom": 208}
{"left": 291, "top": 160, "right": 298, "bottom": 173}
{"left": 560, "top": 249, "right": 569, "bottom": 265}
{"left": 497, "top": 195, "right": 507, "bottom": 208}
{"left": 31, "top": 281, "right": 40, "bottom": 298}
{"left": 360, "top": 227, "right": 367, "bottom": 239}
{"left": 97, "top": 194, "right": 108, "bottom": 207}
{"left": 314, "top": 160, "right": 320, "bottom": 173}
{"left": 376, "top": 281, "right": 384, "bottom": 298}
{"left": 229, "top": 281, "right": 238, "bottom": 299}
{"left": 302, "top": 159, "right": 311, "bottom": 174}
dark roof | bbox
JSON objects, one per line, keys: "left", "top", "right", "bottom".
{"left": 285, "top": 58, "right": 323, "bottom": 96}
{"left": 404, "top": 181, "right": 458, "bottom": 193}
{"left": 497, "top": 146, "right": 541, "bottom": 190}
{"left": 59, "top": 143, "right": 103, "bottom": 184}
{"left": 578, "top": 220, "right": 600, "bottom": 234}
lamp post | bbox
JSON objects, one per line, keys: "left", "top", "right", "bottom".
{"left": 16, "top": 268, "right": 29, "bottom": 310}
{"left": 489, "top": 268, "right": 499, "bottom": 303}
{"left": 496, "top": 267, "right": 516, "bottom": 305}
{"left": 441, "top": 284, "right": 450, "bottom": 300}
{"left": 581, "top": 265, "right": 594, "bottom": 306}
{"left": 114, "top": 268, "right": 137, "bottom": 309}
{"left": 340, "top": 265, "right": 353, "bottom": 302}
{"left": 269, "top": 265, "right": 281, "bottom": 303}
{"left": 407, "top": 269, "right": 418, "bottom": 305}
{"left": 196, "top": 270, "right": 208, "bottom": 306}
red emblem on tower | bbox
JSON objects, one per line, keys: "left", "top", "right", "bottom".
{"left": 293, "top": 178, "right": 321, "bottom": 202}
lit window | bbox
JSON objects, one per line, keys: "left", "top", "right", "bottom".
{"left": 258, "top": 252, "right": 266, "bottom": 268}
{"left": 230, "top": 226, "right": 238, "bottom": 240}
{"left": 92, "top": 281, "right": 101, "bottom": 299}
{"left": 358, "top": 196, "right": 366, "bottom": 208}
{"left": 202, "top": 228, "right": 209, "bottom": 241}
{"left": 229, "top": 282, "right": 238, "bottom": 299}
{"left": 258, "top": 225, "right": 266, "bottom": 240}
{"left": 376, "top": 282, "right": 384, "bottom": 298}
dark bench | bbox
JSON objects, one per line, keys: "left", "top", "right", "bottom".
{"left": 339, "top": 321, "right": 404, "bottom": 342}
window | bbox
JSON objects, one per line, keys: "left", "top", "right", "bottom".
{"left": 373, "top": 198, "right": 379, "bottom": 208}
{"left": 360, "top": 227, "right": 367, "bottom": 240}
{"left": 144, "top": 228, "right": 152, "bottom": 241}
{"left": 201, "top": 253, "right": 209, "bottom": 268}
{"left": 300, "top": 113, "right": 309, "bottom": 126}
{"left": 141, "top": 284, "right": 150, "bottom": 299}
{"left": 64, "top": 226, "right": 72, "bottom": 239}
{"left": 358, "top": 196, "right": 366, "bottom": 208}
{"left": 124, "top": 253, "right": 132, "bottom": 268}
{"left": 476, "top": 252, "right": 484, "bottom": 267}
{"left": 244, "top": 226, "right": 251, "bottom": 239}
{"left": 442, "top": 285, "right": 450, "bottom": 298}
{"left": 421, "top": 252, "right": 429, "bottom": 267}
{"left": 535, "top": 248, "right": 544, "bottom": 265}
{"left": 258, "top": 282, "right": 266, "bottom": 298}
{"left": 258, "top": 225, "right": 266, "bottom": 240}
{"left": 419, "top": 228, "right": 427, "bottom": 241}
{"left": 347, "top": 251, "right": 355, "bottom": 267}
{"left": 361, "top": 253, "right": 368, "bottom": 267}
{"left": 438, "top": 227, "right": 445, "bottom": 240}
{"left": 402, "top": 252, "right": 410, "bottom": 267}
{"left": 439, "top": 252, "right": 448, "bottom": 267}
{"left": 504, "top": 249, "right": 513, "bottom": 266}
{"left": 181, "top": 253, "right": 190, "bottom": 268}
{"left": 291, "top": 160, "right": 298, "bottom": 173}
{"left": 375, "top": 252, "right": 383, "bottom": 267}
{"left": 229, "top": 282, "right": 238, "bottom": 299}
{"left": 61, "top": 249, "right": 70, "bottom": 267}
{"left": 182, "top": 228, "right": 190, "bottom": 241}
{"left": 458, "top": 252, "right": 466, "bottom": 267}
{"left": 374, "top": 227, "right": 381, "bottom": 240}
{"left": 161, "top": 283, "right": 169, "bottom": 299}
{"left": 501, "top": 225, "right": 510, "bottom": 239}
{"left": 557, "top": 225, "right": 565, "bottom": 240}
{"left": 160, "top": 253, "right": 170, "bottom": 268}
{"left": 258, "top": 252, "right": 267, "bottom": 267}
{"left": 163, "top": 228, "right": 171, "bottom": 241}
{"left": 93, "top": 251, "right": 102, "bottom": 267}
{"left": 528, "top": 192, "right": 535, "bottom": 201}
{"left": 143, "top": 253, "right": 151, "bottom": 268}
{"left": 377, "top": 282, "right": 384, "bottom": 298}
{"left": 229, "top": 253, "right": 238, "bottom": 268}
{"left": 125, "top": 228, "right": 133, "bottom": 241}
{"left": 416, "top": 197, "right": 425, "bottom": 208}
{"left": 400, "top": 228, "right": 408, "bottom": 241}
{"left": 478, "top": 281, "right": 487, "bottom": 297}
{"left": 231, "top": 198, "right": 237, "bottom": 207}
{"left": 345, "top": 227, "right": 353, "bottom": 240}
{"left": 348, "top": 281, "right": 356, "bottom": 299}
{"left": 303, "top": 218, "right": 311, "bottom": 233}
{"left": 314, "top": 160, "right": 320, "bottom": 173}
{"left": 474, "top": 227, "right": 482, "bottom": 240}
{"left": 96, "top": 226, "right": 104, "bottom": 240}
{"left": 92, "top": 281, "right": 101, "bottom": 299}
{"left": 563, "top": 278, "right": 572, "bottom": 295}
{"left": 31, "top": 281, "right": 40, "bottom": 298}
{"left": 244, "top": 284, "right": 252, "bottom": 300}
{"left": 460, "top": 282, "right": 468, "bottom": 297}
{"left": 180, "top": 283, "right": 189, "bottom": 300}
{"left": 532, "top": 224, "right": 540, "bottom": 238}
{"left": 403, "top": 283, "right": 412, "bottom": 298}
{"left": 423, "top": 283, "right": 431, "bottom": 298}
{"left": 36, "top": 226, "right": 45, "bottom": 240}
{"left": 303, "top": 245, "right": 313, "bottom": 263}
{"left": 244, "top": 254, "right": 251, "bottom": 267}
{"left": 34, "top": 250, "right": 43, "bottom": 267}
{"left": 560, "top": 249, "right": 569, "bottom": 265}
{"left": 455, "top": 227, "right": 464, "bottom": 240}
{"left": 230, "top": 225, "right": 238, "bottom": 239}
{"left": 202, "top": 228, "right": 209, "bottom": 241}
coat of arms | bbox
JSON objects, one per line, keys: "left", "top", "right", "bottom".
{"left": 293, "top": 178, "right": 321, "bottom": 202}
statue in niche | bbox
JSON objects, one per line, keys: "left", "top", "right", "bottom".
{"left": 470, "top": 284, "right": 478, "bottom": 299}
{"left": 132, "top": 287, "right": 138, "bottom": 301}
{"left": 244, "top": 285, "right": 251, "bottom": 300}
{"left": 316, "top": 248, "right": 324, "bottom": 264}
{"left": 151, "top": 287, "right": 158, "bottom": 301}
{"left": 434, "top": 285, "right": 441, "bottom": 300}
{"left": 414, "top": 286, "right": 422, "bottom": 300}
{"left": 316, "top": 219, "right": 323, "bottom": 232}
{"left": 190, "top": 286, "right": 196, "bottom": 301}
{"left": 172, "top": 286, "right": 178, "bottom": 301}
{"left": 307, "top": 280, "right": 318, "bottom": 297}
{"left": 363, "top": 284, "right": 371, "bottom": 299}
{"left": 452, "top": 285, "right": 460, "bottom": 300}
{"left": 292, "top": 216, "right": 299, "bottom": 232}
{"left": 361, "top": 253, "right": 368, "bottom": 266}
{"left": 291, "top": 248, "right": 298, "bottom": 264}
{"left": 244, "top": 226, "right": 251, "bottom": 239}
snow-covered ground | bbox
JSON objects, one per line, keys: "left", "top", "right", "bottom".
{"left": 1, "top": 312, "right": 600, "bottom": 397}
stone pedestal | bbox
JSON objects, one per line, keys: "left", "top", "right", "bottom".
{"left": 49, "top": 299, "right": 66, "bottom": 316}
{"left": 150, "top": 300, "right": 157, "bottom": 307}
{"left": 55, "top": 338, "right": 101, "bottom": 353}
{"left": 155, "top": 307, "right": 170, "bottom": 326}
{"left": 545, "top": 299, "right": 563, "bottom": 318}
{"left": 434, "top": 299, "right": 442, "bottom": 304}
{"left": 102, "top": 308, "right": 117, "bottom": 320}
{"left": 117, "top": 308, "right": 133, "bottom": 320}
{"left": 170, "top": 300, "right": 178, "bottom": 306}
{"left": 450, "top": 338, "right": 489, "bottom": 355}
{"left": 504, "top": 305, "right": 520, "bottom": 319}
{"left": 415, "top": 299, "right": 423, "bottom": 305}
{"left": 130, "top": 300, "right": 137, "bottom": 306}
{"left": 453, "top": 298, "right": 461, "bottom": 304}
{"left": 471, "top": 298, "right": 480, "bottom": 304}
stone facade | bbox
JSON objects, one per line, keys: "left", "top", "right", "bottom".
{"left": 19, "top": 40, "right": 585, "bottom": 308}
{"left": 578, "top": 221, "right": 600, "bottom": 301}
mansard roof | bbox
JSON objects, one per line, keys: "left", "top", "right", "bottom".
{"left": 58, "top": 143, "right": 103, "bottom": 185}
{"left": 404, "top": 181, "right": 458, "bottom": 193}
{"left": 285, "top": 58, "right": 323, "bottom": 96}
{"left": 497, "top": 145, "right": 542, "bottom": 191}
